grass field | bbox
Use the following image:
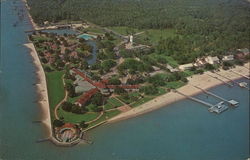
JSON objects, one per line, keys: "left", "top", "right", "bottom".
{"left": 130, "top": 96, "right": 154, "bottom": 108}
{"left": 104, "top": 97, "right": 124, "bottom": 110}
{"left": 57, "top": 108, "right": 100, "bottom": 124}
{"left": 165, "top": 81, "right": 186, "bottom": 89}
{"left": 88, "top": 110, "right": 121, "bottom": 127}
{"left": 85, "top": 27, "right": 105, "bottom": 35}
{"left": 45, "top": 71, "right": 65, "bottom": 119}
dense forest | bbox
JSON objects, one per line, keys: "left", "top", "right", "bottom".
{"left": 27, "top": 0, "right": 250, "bottom": 63}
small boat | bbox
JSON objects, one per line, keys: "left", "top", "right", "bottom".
{"left": 239, "top": 82, "right": 248, "bottom": 88}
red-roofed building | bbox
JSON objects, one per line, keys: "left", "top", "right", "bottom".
{"left": 72, "top": 69, "right": 140, "bottom": 106}
{"left": 75, "top": 88, "right": 99, "bottom": 107}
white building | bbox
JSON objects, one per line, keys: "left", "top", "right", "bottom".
{"left": 205, "top": 56, "right": 220, "bottom": 65}
{"left": 129, "top": 35, "right": 133, "bottom": 44}
{"left": 194, "top": 58, "right": 206, "bottom": 67}
{"left": 222, "top": 55, "right": 234, "bottom": 61}
{"left": 178, "top": 63, "right": 194, "bottom": 71}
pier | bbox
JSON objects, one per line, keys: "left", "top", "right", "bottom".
{"left": 206, "top": 73, "right": 234, "bottom": 87}
{"left": 190, "top": 85, "right": 228, "bottom": 102}
{"left": 174, "top": 90, "right": 214, "bottom": 108}
{"left": 215, "top": 73, "right": 250, "bottom": 90}
{"left": 230, "top": 70, "right": 250, "bottom": 80}
{"left": 36, "top": 137, "right": 50, "bottom": 143}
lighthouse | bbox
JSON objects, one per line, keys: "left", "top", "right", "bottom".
{"left": 129, "top": 35, "right": 133, "bottom": 45}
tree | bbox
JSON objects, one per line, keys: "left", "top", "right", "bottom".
{"left": 44, "top": 66, "right": 53, "bottom": 72}
{"left": 71, "top": 105, "right": 82, "bottom": 114}
{"left": 204, "top": 64, "right": 215, "bottom": 71}
{"left": 62, "top": 102, "right": 73, "bottom": 112}
{"left": 90, "top": 93, "right": 104, "bottom": 106}
{"left": 101, "top": 59, "right": 116, "bottom": 72}
{"left": 139, "top": 85, "right": 158, "bottom": 95}
{"left": 140, "top": 85, "right": 158, "bottom": 95}
{"left": 108, "top": 78, "right": 121, "bottom": 85}
{"left": 53, "top": 119, "right": 64, "bottom": 127}
{"left": 114, "top": 87, "right": 127, "bottom": 94}
{"left": 79, "top": 121, "right": 88, "bottom": 129}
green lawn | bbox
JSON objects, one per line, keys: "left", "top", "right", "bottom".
{"left": 130, "top": 96, "right": 154, "bottom": 108}
{"left": 33, "top": 35, "right": 52, "bottom": 42}
{"left": 57, "top": 108, "right": 100, "bottom": 124}
{"left": 85, "top": 27, "right": 105, "bottom": 35}
{"left": 155, "top": 87, "right": 167, "bottom": 96}
{"left": 104, "top": 97, "right": 124, "bottom": 110}
{"left": 165, "top": 81, "right": 186, "bottom": 89}
{"left": 88, "top": 110, "right": 121, "bottom": 127}
{"left": 107, "top": 98, "right": 123, "bottom": 107}
{"left": 67, "top": 95, "right": 81, "bottom": 104}
{"left": 45, "top": 71, "right": 65, "bottom": 119}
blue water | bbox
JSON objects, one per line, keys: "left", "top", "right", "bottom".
{"left": 78, "top": 34, "right": 95, "bottom": 40}
{"left": 0, "top": 0, "right": 249, "bottom": 160}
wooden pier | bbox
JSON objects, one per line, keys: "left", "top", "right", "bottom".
{"left": 36, "top": 137, "right": 50, "bottom": 143}
{"left": 230, "top": 70, "right": 250, "bottom": 80}
{"left": 215, "top": 73, "right": 250, "bottom": 90}
{"left": 189, "top": 85, "right": 233, "bottom": 103}
{"left": 206, "top": 73, "right": 234, "bottom": 87}
{"left": 175, "top": 90, "right": 214, "bottom": 108}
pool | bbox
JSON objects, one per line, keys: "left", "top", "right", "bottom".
{"left": 77, "top": 34, "right": 96, "bottom": 40}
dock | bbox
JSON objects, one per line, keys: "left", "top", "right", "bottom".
{"left": 174, "top": 90, "right": 214, "bottom": 108}
{"left": 214, "top": 72, "right": 235, "bottom": 85}
{"left": 206, "top": 73, "right": 234, "bottom": 87}
{"left": 190, "top": 85, "right": 239, "bottom": 107}
{"left": 230, "top": 70, "right": 250, "bottom": 80}
{"left": 36, "top": 137, "right": 50, "bottom": 143}
{"left": 214, "top": 72, "right": 249, "bottom": 90}
{"left": 190, "top": 85, "right": 228, "bottom": 102}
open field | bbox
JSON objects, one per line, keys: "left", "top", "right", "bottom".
{"left": 45, "top": 71, "right": 65, "bottom": 119}
{"left": 57, "top": 108, "right": 100, "bottom": 124}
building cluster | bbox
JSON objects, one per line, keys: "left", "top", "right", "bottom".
{"left": 178, "top": 48, "right": 249, "bottom": 71}
{"left": 54, "top": 123, "right": 80, "bottom": 143}
{"left": 70, "top": 69, "right": 139, "bottom": 107}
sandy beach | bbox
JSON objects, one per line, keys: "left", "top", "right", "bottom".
{"left": 24, "top": 43, "right": 52, "bottom": 138}
{"left": 108, "top": 63, "right": 250, "bottom": 123}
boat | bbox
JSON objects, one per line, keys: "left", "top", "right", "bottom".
{"left": 208, "top": 101, "right": 229, "bottom": 114}
{"left": 239, "top": 82, "right": 248, "bottom": 88}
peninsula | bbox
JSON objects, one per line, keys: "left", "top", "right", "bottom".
{"left": 24, "top": 0, "right": 250, "bottom": 145}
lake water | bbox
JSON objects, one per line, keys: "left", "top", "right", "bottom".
{"left": 0, "top": 0, "right": 249, "bottom": 160}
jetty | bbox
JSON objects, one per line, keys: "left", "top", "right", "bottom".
{"left": 174, "top": 90, "right": 213, "bottom": 108}
{"left": 190, "top": 85, "right": 228, "bottom": 102}
{"left": 206, "top": 73, "right": 234, "bottom": 87}
{"left": 190, "top": 85, "right": 239, "bottom": 107}
{"left": 36, "top": 137, "right": 50, "bottom": 143}
{"left": 230, "top": 70, "right": 250, "bottom": 80}
{"left": 215, "top": 73, "right": 250, "bottom": 90}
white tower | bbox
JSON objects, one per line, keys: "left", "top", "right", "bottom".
{"left": 129, "top": 35, "right": 133, "bottom": 44}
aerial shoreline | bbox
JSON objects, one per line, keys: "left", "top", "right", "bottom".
{"left": 23, "top": 0, "right": 249, "bottom": 142}
{"left": 108, "top": 64, "right": 250, "bottom": 123}
{"left": 24, "top": 43, "right": 53, "bottom": 138}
